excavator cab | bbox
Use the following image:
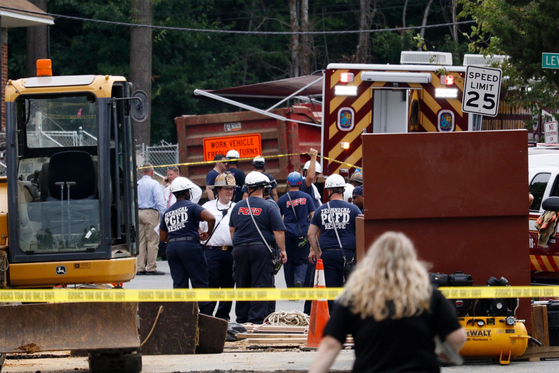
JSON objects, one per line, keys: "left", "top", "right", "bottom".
{"left": 0, "top": 60, "right": 145, "bottom": 373}
{"left": 4, "top": 60, "right": 144, "bottom": 287}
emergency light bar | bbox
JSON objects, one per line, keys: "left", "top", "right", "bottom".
{"left": 340, "top": 73, "right": 354, "bottom": 83}
{"left": 334, "top": 86, "right": 358, "bottom": 96}
{"left": 440, "top": 75, "right": 455, "bottom": 85}
{"left": 361, "top": 72, "right": 431, "bottom": 84}
{"left": 435, "top": 88, "right": 458, "bottom": 98}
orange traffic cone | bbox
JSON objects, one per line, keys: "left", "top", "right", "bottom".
{"left": 305, "top": 259, "right": 329, "bottom": 349}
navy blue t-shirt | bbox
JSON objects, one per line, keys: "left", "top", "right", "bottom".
{"left": 310, "top": 200, "right": 361, "bottom": 250}
{"left": 206, "top": 169, "right": 219, "bottom": 186}
{"left": 265, "top": 196, "right": 280, "bottom": 211}
{"left": 160, "top": 199, "right": 206, "bottom": 240}
{"left": 228, "top": 167, "right": 245, "bottom": 202}
{"left": 229, "top": 196, "right": 285, "bottom": 245}
{"left": 241, "top": 172, "right": 278, "bottom": 194}
{"left": 278, "top": 190, "right": 316, "bottom": 237}
{"left": 301, "top": 182, "right": 321, "bottom": 209}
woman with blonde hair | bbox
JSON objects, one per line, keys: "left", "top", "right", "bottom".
{"left": 309, "top": 232, "right": 466, "bottom": 373}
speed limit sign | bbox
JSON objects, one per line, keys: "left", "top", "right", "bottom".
{"left": 462, "top": 65, "right": 502, "bottom": 117}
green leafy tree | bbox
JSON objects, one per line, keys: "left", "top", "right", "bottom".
{"left": 460, "top": 0, "right": 559, "bottom": 120}
{"left": 11, "top": 0, "right": 472, "bottom": 144}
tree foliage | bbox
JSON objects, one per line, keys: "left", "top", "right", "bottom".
{"left": 10, "top": 0, "right": 471, "bottom": 144}
{"left": 459, "top": 0, "right": 559, "bottom": 119}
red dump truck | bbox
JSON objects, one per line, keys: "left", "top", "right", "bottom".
{"left": 174, "top": 104, "right": 321, "bottom": 193}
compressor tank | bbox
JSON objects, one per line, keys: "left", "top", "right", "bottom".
{"left": 459, "top": 316, "right": 529, "bottom": 364}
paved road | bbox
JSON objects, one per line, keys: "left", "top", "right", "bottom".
{"left": 126, "top": 259, "right": 306, "bottom": 320}
{"left": 3, "top": 351, "right": 559, "bottom": 372}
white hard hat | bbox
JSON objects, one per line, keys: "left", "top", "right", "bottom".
{"left": 252, "top": 156, "right": 266, "bottom": 168}
{"left": 226, "top": 150, "right": 240, "bottom": 159}
{"left": 245, "top": 171, "right": 269, "bottom": 188}
{"left": 324, "top": 174, "right": 346, "bottom": 189}
{"left": 343, "top": 183, "right": 355, "bottom": 202}
{"left": 303, "top": 160, "right": 322, "bottom": 174}
{"left": 170, "top": 176, "right": 194, "bottom": 193}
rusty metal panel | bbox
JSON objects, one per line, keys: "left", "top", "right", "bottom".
{"left": 0, "top": 302, "right": 140, "bottom": 353}
{"left": 362, "top": 130, "right": 528, "bottom": 220}
{"left": 356, "top": 130, "right": 530, "bottom": 330}
{"left": 138, "top": 302, "right": 198, "bottom": 355}
{"left": 195, "top": 313, "right": 228, "bottom": 354}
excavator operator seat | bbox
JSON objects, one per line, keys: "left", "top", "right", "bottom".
{"left": 41, "top": 150, "right": 97, "bottom": 201}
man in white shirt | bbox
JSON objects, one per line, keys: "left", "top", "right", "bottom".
{"left": 163, "top": 166, "right": 202, "bottom": 207}
{"left": 200, "top": 172, "right": 237, "bottom": 320}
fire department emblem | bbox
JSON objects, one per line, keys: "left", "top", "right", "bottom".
{"left": 337, "top": 108, "right": 355, "bottom": 131}
{"left": 437, "top": 110, "right": 455, "bottom": 132}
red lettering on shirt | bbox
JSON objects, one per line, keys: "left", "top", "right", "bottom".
{"left": 238, "top": 207, "right": 263, "bottom": 216}
{"left": 286, "top": 198, "right": 307, "bottom": 208}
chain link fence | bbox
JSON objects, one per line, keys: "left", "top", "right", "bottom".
{"left": 135, "top": 141, "right": 179, "bottom": 182}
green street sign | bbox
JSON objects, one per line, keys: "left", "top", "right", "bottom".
{"left": 543, "top": 53, "right": 559, "bottom": 69}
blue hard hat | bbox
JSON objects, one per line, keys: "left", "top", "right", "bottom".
{"left": 287, "top": 172, "right": 303, "bottom": 186}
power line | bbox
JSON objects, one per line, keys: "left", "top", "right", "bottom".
{"left": 3, "top": 5, "right": 475, "bottom": 36}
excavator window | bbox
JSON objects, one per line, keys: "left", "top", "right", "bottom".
{"left": 14, "top": 93, "right": 101, "bottom": 254}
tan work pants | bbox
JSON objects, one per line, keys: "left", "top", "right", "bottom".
{"left": 138, "top": 209, "right": 160, "bottom": 272}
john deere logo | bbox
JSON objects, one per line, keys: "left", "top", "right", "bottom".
{"left": 55, "top": 265, "right": 67, "bottom": 275}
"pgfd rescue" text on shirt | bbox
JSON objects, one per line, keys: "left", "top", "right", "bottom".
{"left": 165, "top": 206, "right": 189, "bottom": 232}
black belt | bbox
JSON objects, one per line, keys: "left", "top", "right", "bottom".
{"left": 234, "top": 241, "right": 272, "bottom": 247}
{"left": 168, "top": 236, "right": 199, "bottom": 243}
{"left": 139, "top": 208, "right": 157, "bottom": 211}
{"left": 205, "top": 245, "right": 233, "bottom": 251}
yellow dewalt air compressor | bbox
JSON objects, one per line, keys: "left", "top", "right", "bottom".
{"left": 431, "top": 273, "right": 540, "bottom": 364}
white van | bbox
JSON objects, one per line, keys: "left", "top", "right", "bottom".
{"left": 528, "top": 145, "right": 559, "bottom": 284}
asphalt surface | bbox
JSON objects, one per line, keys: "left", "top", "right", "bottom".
{"left": 3, "top": 351, "right": 559, "bottom": 372}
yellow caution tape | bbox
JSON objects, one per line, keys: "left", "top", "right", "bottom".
{"left": 0, "top": 288, "right": 344, "bottom": 303}
{"left": 320, "top": 155, "right": 358, "bottom": 169}
{"left": 0, "top": 286, "right": 556, "bottom": 303}
{"left": 138, "top": 153, "right": 307, "bottom": 170}
{"left": 139, "top": 153, "right": 359, "bottom": 171}
{"left": 438, "top": 286, "right": 559, "bottom": 300}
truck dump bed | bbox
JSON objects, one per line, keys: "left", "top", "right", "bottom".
{"left": 175, "top": 105, "right": 321, "bottom": 192}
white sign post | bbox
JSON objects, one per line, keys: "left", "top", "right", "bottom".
{"left": 545, "top": 121, "right": 559, "bottom": 144}
{"left": 462, "top": 66, "right": 502, "bottom": 117}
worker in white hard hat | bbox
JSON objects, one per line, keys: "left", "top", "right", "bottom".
{"left": 226, "top": 149, "right": 245, "bottom": 202}
{"left": 229, "top": 171, "right": 287, "bottom": 324}
{"left": 307, "top": 173, "right": 362, "bottom": 312}
{"left": 241, "top": 155, "right": 278, "bottom": 201}
{"left": 163, "top": 166, "right": 202, "bottom": 208}
{"left": 159, "top": 176, "right": 216, "bottom": 316}
{"left": 301, "top": 148, "right": 322, "bottom": 208}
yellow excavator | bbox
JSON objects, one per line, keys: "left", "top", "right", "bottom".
{"left": 0, "top": 59, "right": 147, "bottom": 372}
